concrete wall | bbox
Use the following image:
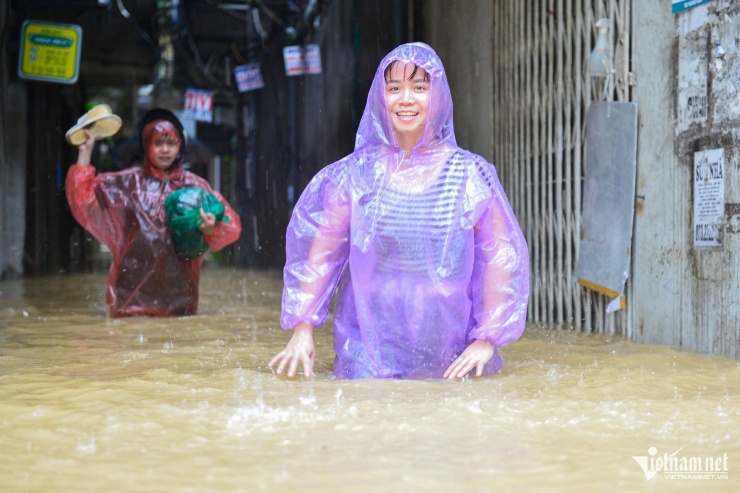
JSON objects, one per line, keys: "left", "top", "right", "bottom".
{"left": 246, "top": 0, "right": 408, "bottom": 268}
{"left": 0, "top": 1, "right": 27, "bottom": 280}
{"left": 632, "top": 0, "right": 739, "bottom": 357}
{"left": 418, "top": 0, "right": 739, "bottom": 358}
{"left": 416, "top": 0, "right": 494, "bottom": 162}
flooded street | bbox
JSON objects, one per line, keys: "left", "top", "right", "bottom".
{"left": 0, "top": 267, "right": 738, "bottom": 492}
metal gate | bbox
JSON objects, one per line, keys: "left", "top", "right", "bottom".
{"left": 492, "top": 0, "right": 634, "bottom": 334}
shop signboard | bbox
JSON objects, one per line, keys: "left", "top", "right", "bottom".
{"left": 18, "top": 20, "right": 82, "bottom": 84}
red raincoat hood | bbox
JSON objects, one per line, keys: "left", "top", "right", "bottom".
{"left": 141, "top": 119, "right": 185, "bottom": 180}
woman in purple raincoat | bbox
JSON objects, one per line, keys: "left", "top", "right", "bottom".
{"left": 270, "top": 43, "right": 529, "bottom": 379}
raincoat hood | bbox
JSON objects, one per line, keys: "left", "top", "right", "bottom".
{"left": 139, "top": 109, "right": 187, "bottom": 177}
{"left": 355, "top": 42, "right": 456, "bottom": 152}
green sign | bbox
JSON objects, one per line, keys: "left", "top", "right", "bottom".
{"left": 18, "top": 20, "right": 82, "bottom": 84}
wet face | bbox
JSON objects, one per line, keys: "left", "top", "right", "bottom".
{"left": 142, "top": 120, "right": 182, "bottom": 172}
{"left": 151, "top": 133, "right": 180, "bottom": 171}
{"left": 384, "top": 61, "right": 430, "bottom": 150}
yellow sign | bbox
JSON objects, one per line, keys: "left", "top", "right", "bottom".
{"left": 18, "top": 20, "right": 82, "bottom": 84}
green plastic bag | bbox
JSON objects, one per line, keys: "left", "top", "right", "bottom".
{"left": 165, "top": 187, "right": 227, "bottom": 258}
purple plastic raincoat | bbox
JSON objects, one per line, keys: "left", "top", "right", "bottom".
{"left": 281, "top": 43, "right": 529, "bottom": 379}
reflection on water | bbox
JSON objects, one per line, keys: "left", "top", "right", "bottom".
{"left": 0, "top": 268, "right": 738, "bottom": 492}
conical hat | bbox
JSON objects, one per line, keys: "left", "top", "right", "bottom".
{"left": 65, "top": 104, "right": 122, "bottom": 146}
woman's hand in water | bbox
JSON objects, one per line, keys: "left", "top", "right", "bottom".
{"left": 268, "top": 322, "right": 315, "bottom": 378}
{"left": 443, "top": 339, "right": 495, "bottom": 379}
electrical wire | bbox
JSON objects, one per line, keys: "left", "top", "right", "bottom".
{"left": 116, "top": 0, "right": 160, "bottom": 56}
{"left": 254, "top": 0, "right": 286, "bottom": 26}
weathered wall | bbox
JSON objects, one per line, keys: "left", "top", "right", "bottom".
{"left": 0, "top": 2, "right": 27, "bottom": 280}
{"left": 415, "top": 0, "right": 494, "bottom": 163}
{"left": 632, "top": 0, "right": 739, "bottom": 357}
{"left": 419, "top": 0, "right": 738, "bottom": 358}
{"left": 247, "top": 0, "right": 408, "bottom": 268}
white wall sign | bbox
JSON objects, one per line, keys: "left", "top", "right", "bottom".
{"left": 676, "top": 31, "right": 708, "bottom": 132}
{"left": 303, "top": 45, "right": 322, "bottom": 74}
{"left": 283, "top": 44, "right": 322, "bottom": 76}
{"left": 283, "top": 46, "right": 304, "bottom": 76}
{"left": 184, "top": 88, "right": 214, "bottom": 123}
{"left": 235, "top": 63, "right": 264, "bottom": 92}
{"left": 694, "top": 148, "right": 724, "bottom": 247}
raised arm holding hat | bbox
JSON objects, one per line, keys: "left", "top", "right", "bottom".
{"left": 65, "top": 107, "right": 242, "bottom": 318}
{"left": 65, "top": 104, "right": 122, "bottom": 146}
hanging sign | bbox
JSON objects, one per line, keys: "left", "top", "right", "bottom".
{"left": 18, "top": 20, "right": 82, "bottom": 84}
{"left": 672, "top": 0, "right": 713, "bottom": 14}
{"left": 576, "top": 102, "right": 638, "bottom": 302}
{"left": 184, "top": 89, "right": 214, "bottom": 123}
{"left": 283, "top": 46, "right": 304, "bottom": 76}
{"left": 303, "top": 45, "right": 322, "bottom": 74}
{"left": 234, "top": 63, "right": 264, "bottom": 92}
{"left": 282, "top": 44, "right": 322, "bottom": 76}
{"left": 693, "top": 148, "right": 724, "bottom": 247}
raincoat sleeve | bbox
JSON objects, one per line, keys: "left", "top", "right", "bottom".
{"left": 469, "top": 162, "right": 530, "bottom": 348}
{"left": 281, "top": 162, "right": 351, "bottom": 330}
{"left": 186, "top": 174, "right": 242, "bottom": 252}
{"left": 65, "top": 164, "right": 127, "bottom": 251}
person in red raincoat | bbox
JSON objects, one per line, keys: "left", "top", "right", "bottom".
{"left": 65, "top": 108, "right": 242, "bottom": 317}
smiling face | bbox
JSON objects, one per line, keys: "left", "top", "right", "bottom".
{"left": 384, "top": 61, "right": 430, "bottom": 151}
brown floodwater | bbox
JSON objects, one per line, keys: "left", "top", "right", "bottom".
{"left": 0, "top": 267, "right": 738, "bottom": 492}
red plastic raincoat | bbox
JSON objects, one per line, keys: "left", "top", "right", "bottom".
{"left": 65, "top": 122, "right": 241, "bottom": 318}
{"left": 281, "top": 43, "right": 530, "bottom": 379}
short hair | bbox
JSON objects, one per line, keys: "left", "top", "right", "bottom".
{"left": 383, "top": 60, "right": 430, "bottom": 83}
